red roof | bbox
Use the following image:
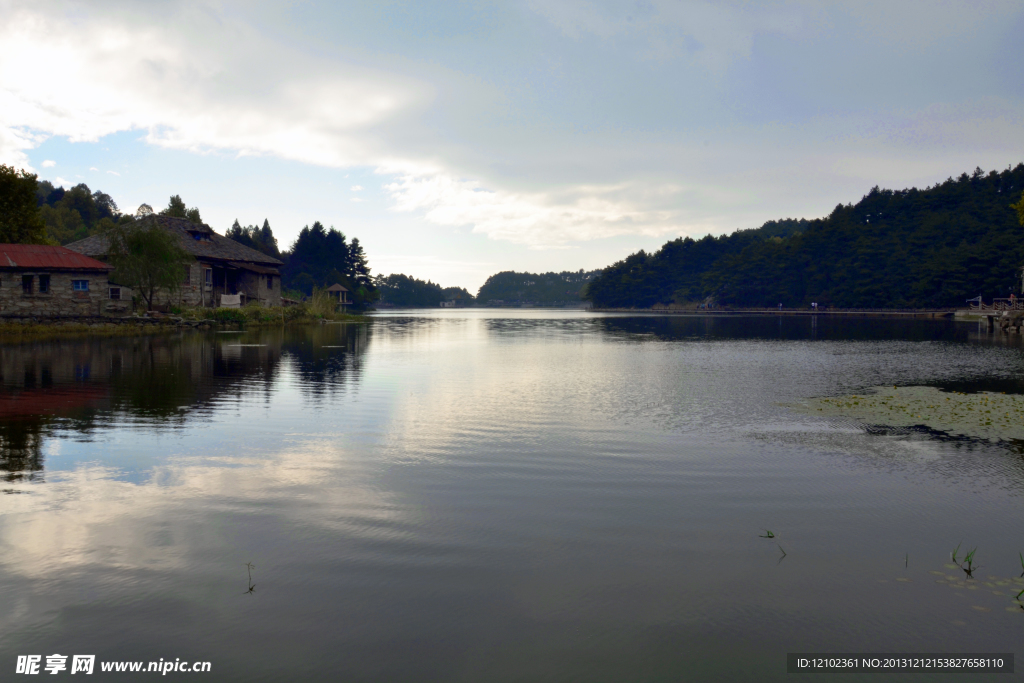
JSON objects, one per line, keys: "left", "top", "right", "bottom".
{"left": 0, "top": 244, "right": 112, "bottom": 271}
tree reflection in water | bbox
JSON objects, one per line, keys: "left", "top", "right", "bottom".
{"left": 0, "top": 324, "right": 368, "bottom": 481}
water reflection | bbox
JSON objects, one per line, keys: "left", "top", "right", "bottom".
{"left": 595, "top": 314, "right": 972, "bottom": 343}
{"left": 0, "top": 324, "right": 368, "bottom": 482}
{"left": 3, "top": 312, "right": 1024, "bottom": 681}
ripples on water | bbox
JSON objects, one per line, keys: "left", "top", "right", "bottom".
{"left": 1, "top": 312, "right": 1022, "bottom": 681}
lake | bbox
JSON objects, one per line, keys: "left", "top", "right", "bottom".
{"left": 1, "top": 310, "right": 1022, "bottom": 681}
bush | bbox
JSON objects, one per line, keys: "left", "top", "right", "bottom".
{"left": 212, "top": 308, "right": 247, "bottom": 323}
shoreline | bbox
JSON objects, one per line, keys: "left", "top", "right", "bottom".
{"left": 0, "top": 313, "right": 368, "bottom": 343}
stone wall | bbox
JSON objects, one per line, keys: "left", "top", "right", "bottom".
{"left": 0, "top": 271, "right": 130, "bottom": 318}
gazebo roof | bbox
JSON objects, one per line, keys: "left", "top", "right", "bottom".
{"left": 326, "top": 283, "right": 349, "bottom": 292}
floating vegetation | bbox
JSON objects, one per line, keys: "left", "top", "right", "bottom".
{"left": 790, "top": 386, "right": 1024, "bottom": 440}
{"left": 758, "top": 529, "right": 775, "bottom": 538}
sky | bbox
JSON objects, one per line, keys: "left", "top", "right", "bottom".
{"left": 1, "top": 0, "right": 1022, "bottom": 292}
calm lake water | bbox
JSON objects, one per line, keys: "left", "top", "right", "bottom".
{"left": 1, "top": 310, "right": 1023, "bottom": 681}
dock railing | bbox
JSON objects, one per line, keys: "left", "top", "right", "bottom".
{"left": 991, "top": 298, "right": 1024, "bottom": 311}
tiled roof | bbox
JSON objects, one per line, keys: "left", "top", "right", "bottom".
{"left": 0, "top": 244, "right": 113, "bottom": 271}
{"left": 228, "top": 261, "right": 278, "bottom": 275}
{"left": 66, "top": 215, "right": 283, "bottom": 268}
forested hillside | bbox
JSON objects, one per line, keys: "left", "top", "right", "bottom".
{"left": 476, "top": 270, "right": 601, "bottom": 305}
{"left": 375, "top": 274, "right": 473, "bottom": 307}
{"left": 588, "top": 165, "right": 1024, "bottom": 308}
{"left": 35, "top": 179, "right": 124, "bottom": 244}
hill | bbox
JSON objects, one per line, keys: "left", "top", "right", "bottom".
{"left": 587, "top": 165, "right": 1024, "bottom": 309}
{"left": 477, "top": 270, "right": 601, "bottom": 306}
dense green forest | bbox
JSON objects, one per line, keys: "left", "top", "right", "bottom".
{"left": 476, "top": 269, "right": 601, "bottom": 305}
{"left": 588, "top": 165, "right": 1024, "bottom": 309}
{"left": 375, "top": 274, "right": 473, "bottom": 307}
{"left": 35, "top": 179, "right": 125, "bottom": 244}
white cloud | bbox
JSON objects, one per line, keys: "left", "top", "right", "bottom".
{"left": 54, "top": 176, "right": 71, "bottom": 187}
{"left": 384, "top": 171, "right": 679, "bottom": 248}
{"left": 0, "top": 3, "right": 430, "bottom": 167}
{"left": 89, "top": 166, "right": 98, "bottom": 171}
{"left": 106, "top": 170, "right": 120, "bottom": 176}
{"left": 0, "top": 2, "right": 689, "bottom": 249}
{"left": 0, "top": 126, "right": 43, "bottom": 170}
{"left": 41, "top": 159, "right": 56, "bottom": 168}
{"left": 1, "top": 0, "right": 1021, "bottom": 254}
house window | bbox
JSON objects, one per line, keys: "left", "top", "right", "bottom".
{"left": 73, "top": 280, "right": 89, "bottom": 292}
{"left": 22, "top": 275, "right": 32, "bottom": 294}
{"left": 205, "top": 268, "right": 212, "bottom": 286}
{"left": 183, "top": 265, "right": 191, "bottom": 285}
{"left": 109, "top": 287, "right": 121, "bottom": 300}
{"left": 38, "top": 274, "right": 50, "bottom": 293}
{"left": 266, "top": 275, "right": 273, "bottom": 289}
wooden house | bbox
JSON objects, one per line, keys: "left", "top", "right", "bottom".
{"left": 67, "top": 215, "right": 283, "bottom": 308}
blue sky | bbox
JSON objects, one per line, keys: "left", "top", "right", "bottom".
{"left": 2, "top": 0, "right": 1022, "bottom": 291}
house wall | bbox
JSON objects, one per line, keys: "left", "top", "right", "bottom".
{"left": 0, "top": 271, "right": 128, "bottom": 317}
{"left": 102, "top": 261, "right": 281, "bottom": 309}
{"left": 234, "top": 271, "right": 281, "bottom": 307}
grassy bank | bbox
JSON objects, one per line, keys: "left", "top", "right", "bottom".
{"left": 0, "top": 305, "right": 367, "bottom": 343}
{"left": 177, "top": 289, "right": 368, "bottom": 326}
{"left": 178, "top": 304, "right": 365, "bottom": 326}
{"left": 0, "top": 321, "right": 181, "bottom": 342}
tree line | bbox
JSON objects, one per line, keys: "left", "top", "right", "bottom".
{"left": 587, "top": 165, "right": 1024, "bottom": 309}
{"left": 375, "top": 274, "right": 473, "bottom": 307}
{"left": 476, "top": 269, "right": 602, "bottom": 305}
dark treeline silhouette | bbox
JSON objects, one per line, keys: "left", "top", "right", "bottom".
{"left": 279, "top": 221, "right": 375, "bottom": 305}
{"left": 477, "top": 270, "right": 602, "bottom": 305}
{"left": 375, "top": 273, "right": 473, "bottom": 307}
{"left": 588, "top": 164, "right": 1024, "bottom": 309}
{"left": 226, "top": 219, "right": 281, "bottom": 259}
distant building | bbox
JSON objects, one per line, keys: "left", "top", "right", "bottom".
{"left": 67, "top": 215, "right": 283, "bottom": 308}
{"left": 0, "top": 244, "right": 126, "bottom": 317}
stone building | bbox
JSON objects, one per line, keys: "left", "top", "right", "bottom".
{"left": 0, "top": 244, "right": 127, "bottom": 317}
{"left": 67, "top": 215, "right": 284, "bottom": 308}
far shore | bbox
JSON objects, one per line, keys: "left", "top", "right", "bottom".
{"left": 590, "top": 307, "right": 955, "bottom": 318}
